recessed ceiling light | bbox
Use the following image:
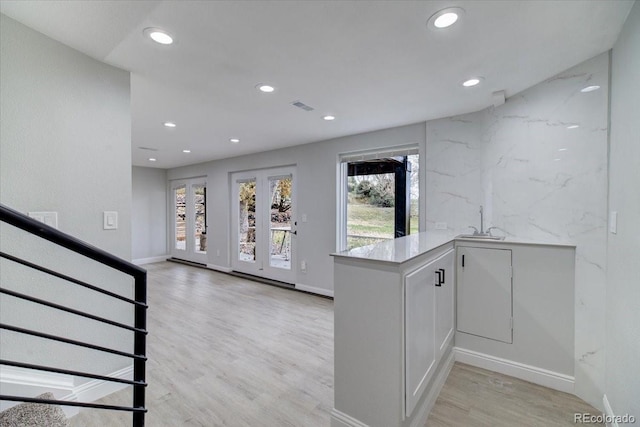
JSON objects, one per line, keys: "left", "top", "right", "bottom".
{"left": 257, "top": 84, "right": 275, "bottom": 93}
{"left": 462, "top": 77, "right": 483, "bottom": 87}
{"left": 148, "top": 158, "right": 157, "bottom": 162}
{"left": 566, "top": 125, "right": 579, "bottom": 129}
{"left": 144, "top": 28, "right": 173, "bottom": 45}
{"left": 182, "top": 150, "right": 191, "bottom": 153}
{"left": 554, "top": 158, "right": 561, "bottom": 161}
{"left": 230, "top": 138, "right": 240, "bottom": 143}
{"left": 164, "top": 122, "right": 176, "bottom": 128}
{"left": 435, "top": 12, "right": 458, "bottom": 28}
{"left": 558, "top": 148, "right": 568, "bottom": 152}
{"left": 323, "top": 115, "right": 336, "bottom": 121}
{"left": 581, "top": 85, "right": 600, "bottom": 93}
{"left": 427, "top": 7, "right": 465, "bottom": 30}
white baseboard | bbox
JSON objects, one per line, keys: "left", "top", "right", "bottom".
{"left": 603, "top": 394, "right": 618, "bottom": 427}
{"left": 296, "top": 283, "right": 334, "bottom": 298}
{"left": 454, "top": 347, "right": 575, "bottom": 394}
{"left": 330, "top": 408, "right": 370, "bottom": 427}
{"left": 0, "top": 364, "right": 132, "bottom": 418}
{"left": 62, "top": 365, "right": 132, "bottom": 406}
{"left": 410, "top": 347, "right": 455, "bottom": 427}
{"left": 207, "top": 263, "right": 233, "bottom": 273}
{"left": 132, "top": 255, "right": 168, "bottom": 265}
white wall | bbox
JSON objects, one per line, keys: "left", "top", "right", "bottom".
{"left": 132, "top": 166, "right": 168, "bottom": 262}
{"left": 606, "top": 0, "right": 640, "bottom": 419}
{"left": 426, "top": 53, "right": 610, "bottom": 408}
{"left": 0, "top": 14, "right": 133, "bottom": 385}
{"left": 167, "top": 123, "right": 426, "bottom": 295}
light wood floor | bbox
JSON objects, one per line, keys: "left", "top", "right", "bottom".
{"left": 70, "top": 262, "right": 600, "bottom": 426}
{"left": 70, "top": 262, "right": 334, "bottom": 426}
{"left": 426, "top": 363, "right": 603, "bottom": 427}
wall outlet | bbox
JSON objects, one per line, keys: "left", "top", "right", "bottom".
{"left": 301, "top": 214, "right": 308, "bottom": 223}
{"left": 435, "top": 222, "right": 447, "bottom": 230}
{"left": 301, "top": 260, "right": 307, "bottom": 272}
{"left": 28, "top": 211, "right": 58, "bottom": 229}
{"left": 216, "top": 249, "right": 221, "bottom": 257}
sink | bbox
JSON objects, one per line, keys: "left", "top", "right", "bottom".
{"left": 456, "top": 234, "right": 506, "bottom": 240}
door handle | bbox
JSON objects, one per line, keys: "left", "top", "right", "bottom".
{"left": 438, "top": 268, "right": 445, "bottom": 285}
{"left": 435, "top": 270, "right": 442, "bottom": 287}
{"left": 292, "top": 230, "right": 297, "bottom": 235}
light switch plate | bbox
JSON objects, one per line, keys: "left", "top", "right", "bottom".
{"left": 28, "top": 211, "right": 58, "bottom": 229}
{"left": 104, "top": 211, "right": 118, "bottom": 230}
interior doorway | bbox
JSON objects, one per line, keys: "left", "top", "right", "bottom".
{"left": 231, "top": 166, "right": 297, "bottom": 284}
{"left": 170, "top": 178, "right": 207, "bottom": 264}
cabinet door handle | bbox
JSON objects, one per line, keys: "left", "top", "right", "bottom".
{"left": 435, "top": 270, "right": 442, "bottom": 287}
{"left": 438, "top": 268, "right": 445, "bottom": 285}
{"left": 462, "top": 254, "right": 465, "bottom": 267}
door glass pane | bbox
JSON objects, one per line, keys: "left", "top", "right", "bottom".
{"left": 268, "top": 176, "right": 292, "bottom": 269}
{"left": 175, "top": 186, "right": 186, "bottom": 250}
{"left": 194, "top": 184, "right": 206, "bottom": 254}
{"left": 409, "top": 154, "right": 420, "bottom": 235}
{"left": 238, "top": 180, "right": 256, "bottom": 262}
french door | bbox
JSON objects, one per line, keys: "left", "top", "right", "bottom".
{"left": 170, "top": 178, "right": 208, "bottom": 264}
{"left": 231, "top": 166, "right": 296, "bottom": 284}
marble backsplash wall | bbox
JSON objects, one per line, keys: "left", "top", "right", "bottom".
{"left": 425, "top": 52, "right": 610, "bottom": 408}
{"left": 425, "top": 112, "right": 483, "bottom": 234}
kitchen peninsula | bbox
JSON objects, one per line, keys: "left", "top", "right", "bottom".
{"left": 331, "top": 232, "right": 576, "bottom": 427}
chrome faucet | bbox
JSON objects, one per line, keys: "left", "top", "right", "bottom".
{"left": 468, "top": 205, "right": 488, "bottom": 236}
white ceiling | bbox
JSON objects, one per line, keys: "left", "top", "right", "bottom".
{"left": 1, "top": 0, "right": 634, "bottom": 169}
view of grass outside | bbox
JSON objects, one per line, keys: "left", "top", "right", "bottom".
{"left": 346, "top": 155, "right": 419, "bottom": 250}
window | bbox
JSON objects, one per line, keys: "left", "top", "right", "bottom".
{"left": 338, "top": 146, "right": 420, "bottom": 250}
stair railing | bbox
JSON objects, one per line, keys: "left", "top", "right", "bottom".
{"left": 0, "top": 203, "right": 147, "bottom": 426}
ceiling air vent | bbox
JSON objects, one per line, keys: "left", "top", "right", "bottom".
{"left": 138, "top": 146, "right": 159, "bottom": 151}
{"left": 291, "top": 101, "right": 314, "bottom": 112}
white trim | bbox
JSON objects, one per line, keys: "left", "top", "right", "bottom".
{"left": 132, "top": 255, "right": 168, "bottom": 265}
{"left": 454, "top": 347, "right": 575, "bottom": 394}
{"left": 0, "top": 365, "right": 132, "bottom": 418}
{"left": 410, "top": 348, "right": 455, "bottom": 427}
{"left": 602, "top": 394, "right": 618, "bottom": 427}
{"left": 296, "top": 283, "right": 334, "bottom": 298}
{"left": 330, "top": 409, "right": 370, "bottom": 427}
{"left": 62, "top": 365, "right": 132, "bottom": 406}
{"left": 207, "top": 263, "right": 233, "bottom": 273}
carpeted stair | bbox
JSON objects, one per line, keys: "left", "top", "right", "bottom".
{"left": 0, "top": 393, "right": 70, "bottom": 427}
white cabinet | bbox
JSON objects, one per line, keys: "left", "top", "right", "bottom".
{"left": 457, "top": 246, "right": 512, "bottom": 343}
{"left": 434, "top": 249, "right": 455, "bottom": 359}
{"left": 404, "top": 249, "right": 454, "bottom": 417}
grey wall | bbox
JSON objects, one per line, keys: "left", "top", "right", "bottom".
{"left": 132, "top": 166, "right": 168, "bottom": 261}
{"left": 0, "top": 14, "right": 133, "bottom": 383}
{"left": 606, "top": 0, "right": 640, "bottom": 419}
{"left": 167, "top": 123, "right": 426, "bottom": 295}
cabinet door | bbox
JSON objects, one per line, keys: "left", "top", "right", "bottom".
{"left": 404, "top": 260, "right": 437, "bottom": 417}
{"left": 435, "top": 250, "right": 455, "bottom": 359}
{"left": 457, "top": 247, "right": 513, "bottom": 343}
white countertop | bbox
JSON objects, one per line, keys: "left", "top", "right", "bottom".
{"left": 332, "top": 232, "right": 576, "bottom": 265}
{"left": 332, "top": 232, "right": 455, "bottom": 265}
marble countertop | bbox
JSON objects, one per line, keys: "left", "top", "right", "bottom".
{"left": 332, "top": 232, "right": 575, "bottom": 265}
{"left": 331, "top": 232, "right": 455, "bottom": 265}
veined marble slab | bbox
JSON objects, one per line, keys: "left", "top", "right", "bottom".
{"left": 332, "top": 232, "right": 575, "bottom": 265}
